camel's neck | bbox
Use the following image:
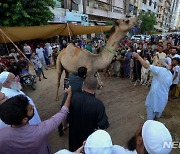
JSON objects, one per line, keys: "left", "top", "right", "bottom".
{"left": 95, "top": 31, "right": 126, "bottom": 70}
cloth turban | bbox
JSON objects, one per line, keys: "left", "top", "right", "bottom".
{"left": 84, "top": 130, "right": 113, "bottom": 154}
{"left": 0, "top": 72, "right": 9, "bottom": 84}
{"left": 142, "top": 120, "right": 172, "bottom": 154}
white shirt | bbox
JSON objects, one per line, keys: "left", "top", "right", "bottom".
{"left": 23, "top": 45, "right": 31, "bottom": 55}
{"left": 141, "top": 60, "right": 150, "bottom": 74}
{"left": 48, "top": 46, "right": 53, "bottom": 56}
{"left": 172, "top": 54, "right": 180, "bottom": 59}
{"left": 31, "top": 56, "right": 42, "bottom": 70}
{"left": 0, "top": 87, "right": 41, "bottom": 129}
{"left": 172, "top": 65, "right": 180, "bottom": 84}
{"left": 152, "top": 52, "right": 166, "bottom": 65}
{"left": 166, "top": 57, "right": 172, "bottom": 66}
{"left": 36, "top": 48, "right": 44, "bottom": 59}
{"left": 45, "top": 42, "right": 50, "bottom": 49}
{"left": 9, "top": 53, "right": 19, "bottom": 62}
{"left": 145, "top": 65, "right": 172, "bottom": 113}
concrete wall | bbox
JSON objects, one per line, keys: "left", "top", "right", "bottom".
{"left": 86, "top": 6, "right": 125, "bottom": 19}
{"left": 140, "top": 0, "right": 158, "bottom": 14}
{"left": 86, "top": 0, "right": 125, "bottom": 19}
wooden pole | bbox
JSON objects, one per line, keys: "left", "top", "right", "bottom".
{"left": 0, "top": 28, "right": 33, "bottom": 65}
{"left": 66, "top": 23, "right": 72, "bottom": 41}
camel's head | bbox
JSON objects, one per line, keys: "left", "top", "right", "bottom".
{"left": 111, "top": 17, "right": 139, "bottom": 34}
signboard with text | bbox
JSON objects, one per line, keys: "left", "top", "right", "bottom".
{"left": 66, "top": 11, "right": 88, "bottom": 26}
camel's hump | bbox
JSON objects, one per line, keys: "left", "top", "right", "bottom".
{"left": 63, "top": 43, "right": 99, "bottom": 56}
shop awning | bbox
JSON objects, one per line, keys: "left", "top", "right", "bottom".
{"left": 0, "top": 24, "right": 112, "bottom": 43}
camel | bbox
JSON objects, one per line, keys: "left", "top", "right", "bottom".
{"left": 56, "top": 17, "right": 138, "bottom": 100}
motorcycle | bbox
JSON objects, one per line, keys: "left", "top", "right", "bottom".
{"left": 20, "top": 73, "right": 36, "bottom": 90}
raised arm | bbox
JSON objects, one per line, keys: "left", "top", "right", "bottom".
{"left": 133, "top": 52, "right": 150, "bottom": 69}
{"left": 63, "top": 86, "right": 72, "bottom": 108}
{"left": 38, "top": 86, "right": 72, "bottom": 136}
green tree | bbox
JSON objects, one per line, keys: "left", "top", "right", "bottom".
{"left": 0, "top": 0, "right": 55, "bottom": 26}
{"left": 138, "top": 11, "right": 156, "bottom": 33}
{"left": 104, "top": 21, "right": 115, "bottom": 36}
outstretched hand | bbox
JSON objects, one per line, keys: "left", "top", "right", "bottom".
{"left": 65, "top": 86, "right": 72, "bottom": 96}
{"left": 133, "top": 52, "right": 139, "bottom": 58}
{"left": 75, "top": 141, "right": 86, "bottom": 153}
{"left": 75, "top": 145, "right": 84, "bottom": 153}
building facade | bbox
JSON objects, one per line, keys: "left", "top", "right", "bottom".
{"left": 49, "top": 0, "right": 89, "bottom": 25}
{"left": 170, "top": 0, "right": 180, "bottom": 29}
{"left": 50, "top": 0, "right": 125, "bottom": 25}
{"left": 176, "top": 12, "right": 180, "bottom": 29}
{"left": 83, "top": 0, "right": 125, "bottom": 25}
{"left": 50, "top": 0, "right": 179, "bottom": 31}
{"left": 124, "top": 0, "right": 173, "bottom": 32}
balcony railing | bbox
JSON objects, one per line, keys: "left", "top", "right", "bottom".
{"left": 88, "top": 0, "right": 123, "bottom": 14}
{"left": 112, "top": 6, "right": 123, "bottom": 14}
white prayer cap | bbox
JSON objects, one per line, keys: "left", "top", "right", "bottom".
{"left": 0, "top": 72, "right": 10, "bottom": 84}
{"left": 84, "top": 130, "right": 113, "bottom": 154}
{"left": 54, "top": 149, "right": 74, "bottom": 154}
{"left": 142, "top": 120, "right": 172, "bottom": 154}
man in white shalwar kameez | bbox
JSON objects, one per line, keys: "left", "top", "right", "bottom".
{"left": 0, "top": 71, "right": 41, "bottom": 129}
{"left": 134, "top": 53, "right": 172, "bottom": 120}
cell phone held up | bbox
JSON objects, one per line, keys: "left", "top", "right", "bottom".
{"left": 64, "top": 78, "right": 70, "bottom": 90}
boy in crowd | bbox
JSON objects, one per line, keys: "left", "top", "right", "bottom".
{"left": 140, "top": 56, "right": 150, "bottom": 85}
{"left": 18, "top": 56, "right": 29, "bottom": 75}
{"left": 30, "top": 53, "right": 47, "bottom": 81}
{"left": 170, "top": 57, "right": 180, "bottom": 98}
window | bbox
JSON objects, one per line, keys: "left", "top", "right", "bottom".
{"left": 149, "top": 0, "right": 152, "bottom": 6}
{"left": 133, "top": 7, "right": 137, "bottom": 15}
{"left": 154, "top": 2, "right": 156, "bottom": 9}
{"left": 143, "top": 0, "right": 147, "bottom": 4}
{"left": 129, "top": 4, "right": 134, "bottom": 12}
{"left": 61, "top": 0, "right": 68, "bottom": 9}
{"left": 72, "top": 1, "right": 78, "bottom": 11}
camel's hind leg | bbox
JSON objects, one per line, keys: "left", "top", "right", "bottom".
{"left": 64, "top": 70, "right": 69, "bottom": 78}
{"left": 56, "top": 57, "right": 64, "bottom": 101}
{"left": 96, "top": 72, "right": 104, "bottom": 89}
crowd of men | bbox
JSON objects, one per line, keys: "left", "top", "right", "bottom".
{"left": 0, "top": 71, "right": 173, "bottom": 154}
{"left": 0, "top": 34, "right": 179, "bottom": 154}
{"left": 0, "top": 42, "right": 62, "bottom": 81}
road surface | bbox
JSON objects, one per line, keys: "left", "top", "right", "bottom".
{"left": 25, "top": 67, "right": 180, "bottom": 153}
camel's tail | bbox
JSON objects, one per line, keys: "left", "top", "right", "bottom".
{"left": 56, "top": 54, "right": 64, "bottom": 101}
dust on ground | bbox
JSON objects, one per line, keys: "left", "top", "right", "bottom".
{"left": 24, "top": 67, "right": 180, "bottom": 154}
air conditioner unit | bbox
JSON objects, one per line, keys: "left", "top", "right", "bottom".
{"left": 93, "top": 4, "right": 98, "bottom": 8}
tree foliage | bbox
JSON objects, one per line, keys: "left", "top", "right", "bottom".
{"left": 138, "top": 11, "right": 156, "bottom": 33}
{"left": 0, "top": 0, "right": 55, "bottom": 26}
{"left": 104, "top": 21, "right": 115, "bottom": 36}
